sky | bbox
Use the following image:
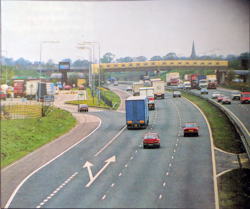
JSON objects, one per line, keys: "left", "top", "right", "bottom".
{"left": 1, "top": 0, "right": 250, "bottom": 64}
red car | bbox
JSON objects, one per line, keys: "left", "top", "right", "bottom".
{"left": 222, "top": 96, "right": 231, "bottom": 104}
{"left": 79, "top": 85, "right": 85, "bottom": 90}
{"left": 143, "top": 133, "right": 160, "bottom": 148}
{"left": 64, "top": 85, "right": 72, "bottom": 90}
{"left": 78, "top": 104, "right": 88, "bottom": 112}
{"left": 217, "top": 95, "right": 225, "bottom": 102}
{"left": 241, "top": 92, "right": 250, "bottom": 104}
{"left": 183, "top": 122, "right": 199, "bottom": 137}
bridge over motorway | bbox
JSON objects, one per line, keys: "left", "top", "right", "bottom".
{"left": 37, "top": 60, "right": 229, "bottom": 84}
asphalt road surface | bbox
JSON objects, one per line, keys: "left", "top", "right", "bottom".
{"left": 5, "top": 87, "right": 216, "bottom": 208}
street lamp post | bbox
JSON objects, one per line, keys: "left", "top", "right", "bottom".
{"left": 76, "top": 46, "right": 93, "bottom": 92}
{"left": 79, "top": 41, "right": 101, "bottom": 105}
{"left": 39, "top": 41, "right": 59, "bottom": 105}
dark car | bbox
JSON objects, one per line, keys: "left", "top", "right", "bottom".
{"left": 173, "top": 91, "right": 181, "bottom": 98}
{"left": 183, "top": 122, "right": 199, "bottom": 137}
{"left": 78, "top": 104, "right": 88, "bottom": 112}
{"left": 79, "top": 85, "right": 85, "bottom": 90}
{"left": 143, "top": 133, "right": 160, "bottom": 148}
{"left": 222, "top": 96, "right": 231, "bottom": 104}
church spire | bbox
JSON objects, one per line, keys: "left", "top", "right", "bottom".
{"left": 190, "top": 41, "right": 196, "bottom": 59}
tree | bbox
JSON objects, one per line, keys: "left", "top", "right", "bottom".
{"left": 133, "top": 56, "right": 147, "bottom": 62}
{"left": 162, "top": 53, "right": 177, "bottom": 60}
{"left": 116, "top": 56, "right": 133, "bottom": 63}
{"left": 67, "top": 72, "right": 81, "bottom": 86}
{"left": 101, "top": 53, "right": 115, "bottom": 63}
{"left": 150, "top": 55, "right": 162, "bottom": 61}
{"left": 229, "top": 60, "right": 241, "bottom": 70}
{"left": 227, "top": 68, "right": 236, "bottom": 84}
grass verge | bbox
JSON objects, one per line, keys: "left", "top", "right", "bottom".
{"left": 1, "top": 108, "right": 77, "bottom": 168}
{"left": 218, "top": 168, "right": 250, "bottom": 209}
{"left": 180, "top": 91, "right": 245, "bottom": 153}
{"left": 66, "top": 87, "right": 121, "bottom": 110}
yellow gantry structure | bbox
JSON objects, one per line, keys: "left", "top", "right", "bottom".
{"left": 91, "top": 60, "right": 228, "bottom": 73}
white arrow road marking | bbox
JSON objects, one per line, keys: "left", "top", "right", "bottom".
{"left": 84, "top": 156, "right": 116, "bottom": 187}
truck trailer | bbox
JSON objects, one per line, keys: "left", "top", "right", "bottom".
{"left": 152, "top": 80, "right": 165, "bottom": 99}
{"left": 139, "top": 87, "right": 155, "bottom": 110}
{"left": 26, "top": 81, "right": 39, "bottom": 100}
{"left": 206, "top": 75, "right": 217, "bottom": 89}
{"left": 191, "top": 74, "right": 199, "bottom": 89}
{"left": 133, "top": 82, "right": 145, "bottom": 96}
{"left": 14, "top": 80, "right": 25, "bottom": 98}
{"left": 125, "top": 96, "right": 149, "bottom": 129}
{"left": 196, "top": 75, "right": 208, "bottom": 90}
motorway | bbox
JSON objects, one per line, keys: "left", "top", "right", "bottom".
{"left": 3, "top": 85, "right": 217, "bottom": 208}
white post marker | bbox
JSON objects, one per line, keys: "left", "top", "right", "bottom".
{"left": 83, "top": 156, "right": 116, "bottom": 187}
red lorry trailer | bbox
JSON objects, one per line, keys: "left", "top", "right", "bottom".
{"left": 190, "top": 74, "right": 199, "bottom": 89}
{"left": 14, "top": 80, "right": 25, "bottom": 98}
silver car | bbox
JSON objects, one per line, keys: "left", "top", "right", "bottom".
{"left": 231, "top": 90, "right": 241, "bottom": 100}
{"left": 212, "top": 91, "right": 220, "bottom": 99}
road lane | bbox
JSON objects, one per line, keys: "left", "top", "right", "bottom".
{"left": 6, "top": 87, "right": 215, "bottom": 208}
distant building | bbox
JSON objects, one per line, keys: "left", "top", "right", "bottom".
{"left": 190, "top": 41, "right": 197, "bottom": 59}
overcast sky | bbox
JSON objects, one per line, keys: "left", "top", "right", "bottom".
{"left": 1, "top": 0, "right": 249, "bottom": 63}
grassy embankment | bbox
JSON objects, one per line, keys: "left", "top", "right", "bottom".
{"left": 179, "top": 90, "right": 249, "bottom": 209}
{"left": 1, "top": 108, "right": 77, "bottom": 168}
{"left": 66, "top": 87, "right": 121, "bottom": 110}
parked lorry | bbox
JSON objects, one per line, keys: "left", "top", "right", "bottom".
{"left": 56, "top": 82, "right": 63, "bottom": 90}
{"left": 26, "top": 81, "right": 39, "bottom": 100}
{"left": 125, "top": 96, "right": 149, "bottom": 129}
{"left": 1, "top": 84, "right": 11, "bottom": 98}
{"left": 196, "top": 75, "right": 208, "bottom": 90}
{"left": 206, "top": 75, "right": 217, "bottom": 89}
{"left": 133, "top": 82, "right": 145, "bottom": 96}
{"left": 191, "top": 74, "right": 199, "bottom": 89}
{"left": 139, "top": 87, "right": 155, "bottom": 110}
{"left": 14, "top": 80, "right": 25, "bottom": 98}
{"left": 152, "top": 80, "right": 165, "bottom": 99}
{"left": 46, "top": 83, "right": 55, "bottom": 95}
{"left": 166, "top": 73, "right": 180, "bottom": 85}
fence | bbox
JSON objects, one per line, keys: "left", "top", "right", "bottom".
{"left": 1, "top": 102, "right": 42, "bottom": 120}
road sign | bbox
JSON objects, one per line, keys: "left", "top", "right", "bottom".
{"left": 44, "top": 95, "right": 55, "bottom": 102}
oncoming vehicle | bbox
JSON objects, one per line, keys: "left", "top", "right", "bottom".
{"left": 143, "top": 133, "right": 160, "bottom": 148}
{"left": 183, "top": 122, "right": 199, "bottom": 137}
{"left": 183, "top": 81, "right": 191, "bottom": 90}
{"left": 231, "top": 90, "right": 241, "bottom": 100}
{"left": 127, "top": 86, "right": 133, "bottom": 91}
{"left": 78, "top": 104, "right": 88, "bottom": 112}
{"left": 217, "top": 95, "right": 225, "bottom": 102}
{"left": 173, "top": 91, "right": 181, "bottom": 98}
{"left": 114, "top": 82, "right": 118, "bottom": 86}
{"left": 222, "top": 96, "right": 231, "bottom": 104}
{"left": 200, "top": 88, "right": 208, "bottom": 94}
{"left": 212, "top": 91, "right": 220, "bottom": 99}
{"left": 241, "top": 92, "right": 250, "bottom": 104}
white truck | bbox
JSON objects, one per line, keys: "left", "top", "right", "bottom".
{"left": 26, "top": 81, "right": 39, "bottom": 100}
{"left": 139, "top": 87, "right": 155, "bottom": 110}
{"left": 166, "top": 73, "right": 180, "bottom": 86}
{"left": 152, "top": 81, "right": 165, "bottom": 99}
{"left": 183, "top": 81, "right": 191, "bottom": 90}
{"left": 133, "top": 82, "right": 145, "bottom": 96}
